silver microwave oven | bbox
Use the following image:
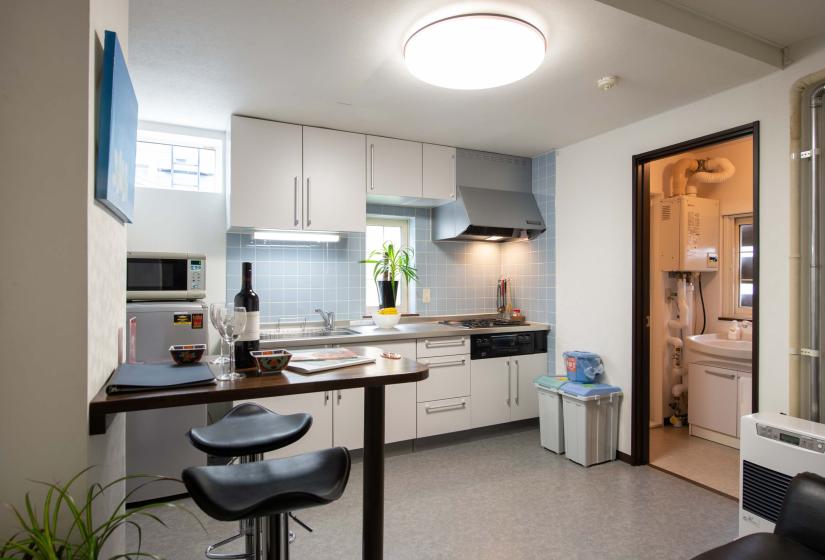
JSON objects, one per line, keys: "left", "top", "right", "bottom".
{"left": 126, "top": 251, "right": 206, "bottom": 301}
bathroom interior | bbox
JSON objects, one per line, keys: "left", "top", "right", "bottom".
{"left": 646, "top": 135, "right": 755, "bottom": 498}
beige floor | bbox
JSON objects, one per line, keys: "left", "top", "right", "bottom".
{"left": 649, "top": 425, "right": 739, "bottom": 499}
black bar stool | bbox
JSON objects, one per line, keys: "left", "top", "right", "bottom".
{"left": 183, "top": 447, "right": 351, "bottom": 560}
{"left": 188, "top": 403, "right": 312, "bottom": 559}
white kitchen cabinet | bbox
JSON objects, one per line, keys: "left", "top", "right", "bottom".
{"left": 229, "top": 116, "right": 302, "bottom": 231}
{"left": 417, "top": 397, "right": 471, "bottom": 437}
{"left": 235, "top": 392, "right": 332, "bottom": 459}
{"left": 471, "top": 354, "right": 545, "bottom": 428}
{"left": 422, "top": 144, "right": 456, "bottom": 201}
{"left": 333, "top": 388, "right": 364, "bottom": 449}
{"left": 688, "top": 364, "right": 739, "bottom": 437}
{"left": 417, "top": 336, "right": 469, "bottom": 358}
{"left": 302, "top": 126, "right": 366, "bottom": 233}
{"left": 510, "top": 353, "right": 543, "bottom": 421}
{"left": 382, "top": 340, "right": 418, "bottom": 443}
{"left": 367, "top": 135, "right": 422, "bottom": 198}
{"left": 470, "top": 356, "right": 512, "bottom": 428}
{"left": 417, "top": 354, "right": 470, "bottom": 402}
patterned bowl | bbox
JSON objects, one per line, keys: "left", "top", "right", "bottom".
{"left": 169, "top": 344, "right": 206, "bottom": 365}
{"left": 251, "top": 349, "right": 292, "bottom": 374}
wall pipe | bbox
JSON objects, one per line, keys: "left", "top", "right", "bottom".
{"left": 808, "top": 84, "right": 825, "bottom": 422}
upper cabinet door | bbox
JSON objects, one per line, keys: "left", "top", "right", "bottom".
{"left": 229, "top": 116, "right": 302, "bottom": 230}
{"left": 367, "top": 135, "right": 422, "bottom": 198}
{"left": 422, "top": 144, "right": 456, "bottom": 201}
{"left": 303, "top": 127, "right": 366, "bottom": 233}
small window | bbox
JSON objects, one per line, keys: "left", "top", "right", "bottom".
{"left": 135, "top": 128, "right": 223, "bottom": 193}
{"left": 722, "top": 213, "right": 754, "bottom": 319}
{"left": 364, "top": 217, "right": 411, "bottom": 313}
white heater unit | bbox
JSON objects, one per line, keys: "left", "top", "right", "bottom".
{"left": 657, "top": 195, "right": 719, "bottom": 272}
{"left": 739, "top": 412, "right": 825, "bottom": 537}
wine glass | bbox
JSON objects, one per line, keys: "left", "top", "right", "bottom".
{"left": 217, "top": 305, "right": 247, "bottom": 382}
{"left": 208, "top": 303, "right": 229, "bottom": 365}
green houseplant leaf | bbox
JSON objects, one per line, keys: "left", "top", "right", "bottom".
{"left": 1, "top": 467, "right": 203, "bottom": 560}
{"left": 359, "top": 241, "right": 418, "bottom": 305}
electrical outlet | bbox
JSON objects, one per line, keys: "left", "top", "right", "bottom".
{"left": 422, "top": 288, "right": 431, "bottom": 304}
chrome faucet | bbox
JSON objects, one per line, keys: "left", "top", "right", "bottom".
{"left": 315, "top": 308, "right": 336, "bottom": 332}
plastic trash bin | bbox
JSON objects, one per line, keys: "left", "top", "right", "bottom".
{"left": 535, "top": 376, "right": 569, "bottom": 454}
{"left": 561, "top": 383, "right": 622, "bottom": 467}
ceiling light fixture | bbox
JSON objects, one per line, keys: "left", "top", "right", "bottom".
{"left": 404, "top": 14, "right": 546, "bottom": 90}
{"left": 253, "top": 231, "right": 340, "bottom": 243}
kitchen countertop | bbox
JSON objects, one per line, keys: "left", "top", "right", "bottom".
{"left": 261, "top": 319, "right": 551, "bottom": 348}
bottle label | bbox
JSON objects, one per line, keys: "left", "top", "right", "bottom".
{"left": 238, "top": 311, "right": 260, "bottom": 341}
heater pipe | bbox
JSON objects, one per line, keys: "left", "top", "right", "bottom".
{"left": 807, "top": 83, "right": 825, "bottom": 423}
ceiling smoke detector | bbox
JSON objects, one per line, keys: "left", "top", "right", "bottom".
{"left": 597, "top": 75, "right": 618, "bottom": 91}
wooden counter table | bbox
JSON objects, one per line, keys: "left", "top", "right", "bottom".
{"left": 89, "top": 345, "right": 429, "bottom": 560}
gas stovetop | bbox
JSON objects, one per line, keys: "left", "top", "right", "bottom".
{"left": 439, "top": 319, "right": 528, "bottom": 329}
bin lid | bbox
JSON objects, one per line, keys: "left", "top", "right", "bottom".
{"left": 535, "top": 376, "right": 569, "bottom": 391}
{"left": 561, "top": 382, "right": 622, "bottom": 398}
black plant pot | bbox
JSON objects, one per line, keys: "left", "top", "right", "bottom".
{"left": 377, "top": 280, "right": 397, "bottom": 309}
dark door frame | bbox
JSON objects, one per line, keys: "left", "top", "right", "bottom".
{"left": 630, "top": 122, "right": 760, "bottom": 466}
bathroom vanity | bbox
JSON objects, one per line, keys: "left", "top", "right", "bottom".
{"left": 685, "top": 333, "right": 752, "bottom": 449}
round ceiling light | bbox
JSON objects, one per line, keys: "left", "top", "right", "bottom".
{"left": 404, "top": 14, "right": 546, "bottom": 90}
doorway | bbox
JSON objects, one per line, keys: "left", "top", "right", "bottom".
{"left": 631, "top": 123, "right": 760, "bottom": 497}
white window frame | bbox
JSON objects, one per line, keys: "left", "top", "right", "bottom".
{"left": 136, "top": 122, "right": 225, "bottom": 193}
{"left": 365, "top": 217, "right": 411, "bottom": 314}
{"left": 721, "top": 213, "right": 754, "bottom": 320}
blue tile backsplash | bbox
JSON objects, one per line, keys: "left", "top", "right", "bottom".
{"left": 226, "top": 151, "right": 556, "bottom": 350}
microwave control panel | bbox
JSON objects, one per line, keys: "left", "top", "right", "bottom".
{"left": 189, "top": 259, "right": 204, "bottom": 290}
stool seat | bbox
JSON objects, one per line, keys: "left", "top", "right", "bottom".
{"left": 182, "top": 447, "right": 351, "bottom": 522}
{"left": 188, "top": 403, "right": 312, "bottom": 457}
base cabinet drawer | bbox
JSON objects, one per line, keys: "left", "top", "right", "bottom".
{"left": 417, "top": 336, "right": 469, "bottom": 358}
{"left": 417, "top": 355, "right": 470, "bottom": 402}
{"left": 417, "top": 397, "right": 471, "bottom": 438}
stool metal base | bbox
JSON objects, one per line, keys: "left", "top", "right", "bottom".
{"left": 265, "top": 514, "right": 289, "bottom": 560}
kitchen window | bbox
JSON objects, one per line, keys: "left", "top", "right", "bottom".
{"left": 365, "top": 217, "right": 411, "bottom": 313}
{"left": 135, "top": 127, "right": 224, "bottom": 193}
{"left": 721, "top": 213, "right": 754, "bottom": 319}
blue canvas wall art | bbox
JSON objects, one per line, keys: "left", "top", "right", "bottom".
{"left": 96, "top": 30, "right": 138, "bottom": 223}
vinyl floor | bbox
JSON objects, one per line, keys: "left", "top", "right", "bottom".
{"left": 127, "top": 425, "right": 738, "bottom": 559}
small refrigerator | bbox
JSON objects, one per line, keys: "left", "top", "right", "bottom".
{"left": 125, "top": 301, "right": 209, "bottom": 503}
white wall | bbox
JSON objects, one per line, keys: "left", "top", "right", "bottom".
{"left": 127, "top": 187, "right": 227, "bottom": 347}
{"left": 556, "top": 37, "right": 825, "bottom": 455}
{"left": 0, "top": 0, "right": 129, "bottom": 547}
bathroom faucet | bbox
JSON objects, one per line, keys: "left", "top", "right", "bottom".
{"left": 315, "top": 308, "right": 335, "bottom": 332}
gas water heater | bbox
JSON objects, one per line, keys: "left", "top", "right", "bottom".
{"left": 657, "top": 195, "right": 720, "bottom": 272}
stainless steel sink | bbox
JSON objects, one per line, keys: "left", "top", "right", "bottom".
{"left": 262, "top": 327, "right": 359, "bottom": 341}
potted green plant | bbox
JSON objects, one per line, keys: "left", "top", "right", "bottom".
{"left": 1, "top": 467, "right": 201, "bottom": 559}
{"left": 360, "top": 241, "right": 417, "bottom": 310}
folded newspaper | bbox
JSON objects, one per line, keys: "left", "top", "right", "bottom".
{"left": 289, "top": 348, "right": 359, "bottom": 361}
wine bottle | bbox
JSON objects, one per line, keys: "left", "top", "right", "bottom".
{"left": 234, "top": 262, "right": 260, "bottom": 371}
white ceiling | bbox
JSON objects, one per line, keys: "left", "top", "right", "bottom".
{"left": 128, "top": 0, "right": 780, "bottom": 157}
{"left": 665, "top": 0, "right": 825, "bottom": 48}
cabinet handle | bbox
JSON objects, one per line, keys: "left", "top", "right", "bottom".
{"left": 424, "top": 338, "right": 465, "bottom": 348}
{"left": 337, "top": 390, "right": 342, "bottom": 404}
{"left": 306, "top": 177, "right": 311, "bottom": 227}
{"left": 425, "top": 400, "right": 466, "bottom": 414}
{"left": 426, "top": 359, "right": 466, "bottom": 368}
{"left": 370, "top": 144, "right": 375, "bottom": 190}
{"left": 506, "top": 361, "right": 512, "bottom": 406}
{"left": 324, "top": 391, "right": 330, "bottom": 405}
{"left": 451, "top": 154, "right": 456, "bottom": 198}
{"left": 515, "top": 359, "right": 520, "bottom": 405}
{"left": 293, "top": 177, "right": 299, "bottom": 226}
{"left": 705, "top": 369, "right": 736, "bottom": 380}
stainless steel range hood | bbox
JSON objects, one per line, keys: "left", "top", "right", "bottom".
{"left": 432, "top": 150, "right": 545, "bottom": 242}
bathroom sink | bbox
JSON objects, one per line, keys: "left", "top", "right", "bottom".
{"left": 686, "top": 333, "right": 751, "bottom": 361}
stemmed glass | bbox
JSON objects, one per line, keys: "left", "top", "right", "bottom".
{"left": 208, "top": 303, "right": 229, "bottom": 365}
{"left": 217, "top": 305, "right": 247, "bottom": 382}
